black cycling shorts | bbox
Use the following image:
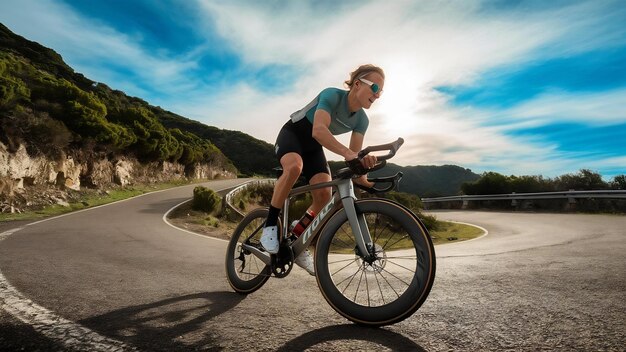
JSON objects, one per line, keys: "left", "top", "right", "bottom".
{"left": 275, "top": 118, "right": 330, "bottom": 183}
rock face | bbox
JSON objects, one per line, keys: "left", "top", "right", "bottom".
{"left": 0, "top": 142, "right": 237, "bottom": 212}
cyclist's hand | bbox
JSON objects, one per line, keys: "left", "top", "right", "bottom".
{"left": 353, "top": 175, "right": 375, "bottom": 188}
{"left": 360, "top": 154, "right": 377, "bottom": 169}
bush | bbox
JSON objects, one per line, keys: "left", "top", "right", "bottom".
{"left": 192, "top": 186, "right": 222, "bottom": 213}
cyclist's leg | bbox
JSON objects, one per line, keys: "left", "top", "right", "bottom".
{"left": 262, "top": 123, "right": 305, "bottom": 253}
{"left": 302, "top": 148, "right": 332, "bottom": 214}
{"left": 309, "top": 172, "right": 332, "bottom": 213}
{"left": 270, "top": 152, "right": 303, "bottom": 208}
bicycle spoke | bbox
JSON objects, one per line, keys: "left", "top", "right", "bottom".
{"left": 372, "top": 269, "right": 386, "bottom": 305}
{"left": 384, "top": 234, "right": 410, "bottom": 251}
{"left": 330, "top": 258, "right": 360, "bottom": 276}
{"left": 318, "top": 200, "right": 435, "bottom": 321}
{"left": 373, "top": 264, "right": 402, "bottom": 299}
{"left": 338, "top": 265, "right": 361, "bottom": 296}
{"left": 377, "top": 222, "right": 395, "bottom": 250}
{"left": 328, "top": 257, "right": 360, "bottom": 265}
{"left": 386, "top": 258, "right": 417, "bottom": 274}
{"left": 331, "top": 231, "right": 354, "bottom": 249}
{"left": 370, "top": 213, "right": 381, "bottom": 243}
{"left": 379, "top": 266, "right": 413, "bottom": 287}
{"left": 353, "top": 265, "right": 366, "bottom": 303}
{"left": 364, "top": 266, "right": 371, "bottom": 307}
{"left": 384, "top": 255, "right": 418, "bottom": 260}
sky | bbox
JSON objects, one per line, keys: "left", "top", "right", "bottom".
{"left": 1, "top": 0, "right": 625, "bottom": 180}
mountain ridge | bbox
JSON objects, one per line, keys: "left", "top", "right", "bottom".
{"left": 1, "top": 22, "right": 480, "bottom": 200}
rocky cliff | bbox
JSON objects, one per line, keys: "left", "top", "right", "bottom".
{"left": 0, "top": 142, "right": 236, "bottom": 213}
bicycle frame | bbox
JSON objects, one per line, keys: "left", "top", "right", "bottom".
{"left": 241, "top": 176, "right": 374, "bottom": 266}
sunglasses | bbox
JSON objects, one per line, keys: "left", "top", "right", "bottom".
{"left": 359, "top": 78, "right": 383, "bottom": 95}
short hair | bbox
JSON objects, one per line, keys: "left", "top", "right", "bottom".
{"left": 344, "top": 64, "right": 385, "bottom": 89}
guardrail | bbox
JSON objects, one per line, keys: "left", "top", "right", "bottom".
{"left": 422, "top": 190, "right": 626, "bottom": 209}
{"left": 222, "top": 179, "right": 274, "bottom": 219}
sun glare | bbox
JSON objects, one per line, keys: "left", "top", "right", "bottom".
{"left": 375, "top": 61, "right": 424, "bottom": 138}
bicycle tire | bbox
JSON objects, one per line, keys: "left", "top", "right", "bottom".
{"left": 315, "top": 199, "right": 436, "bottom": 326}
{"left": 225, "top": 208, "right": 272, "bottom": 294}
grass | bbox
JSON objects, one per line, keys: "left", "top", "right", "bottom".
{"left": 3, "top": 180, "right": 485, "bottom": 249}
{"left": 0, "top": 180, "right": 195, "bottom": 222}
{"left": 327, "top": 217, "right": 484, "bottom": 254}
{"left": 430, "top": 221, "right": 484, "bottom": 245}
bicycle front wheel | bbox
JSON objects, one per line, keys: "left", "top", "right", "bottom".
{"left": 315, "top": 199, "right": 436, "bottom": 326}
{"left": 225, "top": 208, "right": 272, "bottom": 294}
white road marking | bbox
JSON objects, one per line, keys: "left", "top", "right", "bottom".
{"left": 0, "top": 228, "right": 137, "bottom": 351}
{"left": 0, "top": 180, "right": 248, "bottom": 351}
{"left": 162, "top": 198, "right": 229, "bottom": 243}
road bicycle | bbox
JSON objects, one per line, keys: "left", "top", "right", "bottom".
{"left": 225, "top": 138, "right": 436, "bottom": 326}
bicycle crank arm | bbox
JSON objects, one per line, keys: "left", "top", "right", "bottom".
{"left": 241, "top": 243, "right": 272, "bottom": 265}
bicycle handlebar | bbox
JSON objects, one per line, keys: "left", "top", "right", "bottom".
{"left": 358, "top": 137, "right": 404, "bottom": 161}
{"left": 355, "top": 172, "right": 404, "bottom": 194}
{"left": 345, "top": 138, "right": 404, "bottom": 176}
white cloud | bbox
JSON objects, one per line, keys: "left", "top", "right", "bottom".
{"left": 185, "top": 0, "right": 624, "bottom": 179}
{"left": 1, "top": 0, "right": 622, "bottom": 178}
{"left": 0, "top": 0, "right": 199, "bottom": 97}
{"left": 503, "top": 88, "right": 626, "bottom": 126}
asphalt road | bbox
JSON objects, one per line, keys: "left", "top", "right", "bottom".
{"left": 1, "top": 180, "right": 624, "bottom": 351}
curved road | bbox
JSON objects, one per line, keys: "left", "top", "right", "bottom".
{"left": 1, "top": 180, "right": 624, "bottom": 351}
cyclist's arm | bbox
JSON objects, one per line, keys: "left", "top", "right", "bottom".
{"left": 312, "top": 110, "right": 357, "bottom": 160}
{"left": 349, "top": 132, "right": 376, "bottom": 187}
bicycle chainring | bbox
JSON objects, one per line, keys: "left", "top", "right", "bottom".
{"left": 271, "top": 243, "right": 294, "bottom": 278}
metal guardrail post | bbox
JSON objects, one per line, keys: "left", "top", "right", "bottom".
{"left": 566, "top": 189, "right": 577, "bottom": 211}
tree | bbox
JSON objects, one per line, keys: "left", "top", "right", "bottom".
{"left": 462, "top": 172, "right": 511, "bottom": 195}
{"left": 555, "top": 169, "right": 608, "bottom": 190}
{"left": 610, "top": 175, "right": 626, "bottom": 190}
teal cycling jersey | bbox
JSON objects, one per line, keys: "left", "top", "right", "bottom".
{"left": 290, "top": 88, "right": 369, "bottom": 135}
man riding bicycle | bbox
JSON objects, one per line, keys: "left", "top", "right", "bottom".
{"left": 260, "top": 64, "right": 385, "bottom": 275}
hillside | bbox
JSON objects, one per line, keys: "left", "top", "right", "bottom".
{"left": 0, "top": 22, "right": 276, "bottom": 177}
{"left": 1, "top": 21, "right": 484, "bottom": 207}
{"left": 328, "top": 161, "right": 479, "bottom": 197}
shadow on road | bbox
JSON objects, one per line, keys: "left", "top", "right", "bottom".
{"left": 80, "top": 291, "right": 244, "bottom": 351}
{"left": 276, "top": 324, "right": 427, "bottom": 352}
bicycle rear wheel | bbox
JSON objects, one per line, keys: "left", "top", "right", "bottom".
{"left": 315, "top": 199, "right": 436, "bottom": 326}
{"left": 225, "top": 208, "right": 272, "bottom": 294}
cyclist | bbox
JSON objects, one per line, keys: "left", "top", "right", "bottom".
{"left": 260, "top": 64, "right": 384, "bottom": 275}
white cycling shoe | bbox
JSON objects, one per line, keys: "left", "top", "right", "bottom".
{"left": 260, "top": 225, "right": 279, "bottom": 254}
{"left": 295, "top": 249, "right": 315, "bottom": 276}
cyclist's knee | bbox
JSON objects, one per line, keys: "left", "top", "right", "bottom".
{"left": 281, "top": 162, "right": 302, "bottom": 180}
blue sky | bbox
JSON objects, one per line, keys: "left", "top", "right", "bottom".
{"left": 1, "top": 0, "right": 625, "bottom": 180}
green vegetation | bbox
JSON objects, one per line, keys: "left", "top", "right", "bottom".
{"left": 2, "top": 23, "right": 623, "bottom": 207}
{"left": 462, "top": 169, "right": 625, "bottom": 194}
{"left": 231, "top": 182, "right": 274, "bottom": 212}
{"left": 0, "top": 23, "right": 283, "bottom": 176}
{"left": 0, "top": 181, "right": 190, "bottom": 222}
{"left": 192, "top": 186, "right": 222, "bottom": 213}
{"left": 0, "top": 48, "right": 234, "bottom": 171}
{"left": 328, "top": 217, "right": 482, "bottom": 254}
{"left": 429, "top": 222, "right": 484, "bottom": 245}
{"left": 459, "top": 169, "right": 626, "bottom": 212}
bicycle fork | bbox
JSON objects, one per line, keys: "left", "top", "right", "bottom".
{"left": 337, "top": 181, "right": 376, "bottom": 262}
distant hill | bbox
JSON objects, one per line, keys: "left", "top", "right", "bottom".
{"left": 1, "top": 22, "right": 481, "bottom": 197}
{"left": 329, "top": 162, "right": 480, "bottom": 197}
{"left": 0, "top": 22, "right": 276, "bottom": 176}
